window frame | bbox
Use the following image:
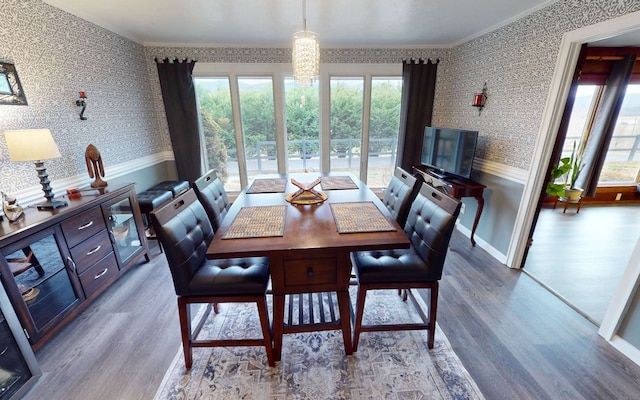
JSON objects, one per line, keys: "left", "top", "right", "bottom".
{"left": 193, "top": 62, "right": 402, "bottom": 191}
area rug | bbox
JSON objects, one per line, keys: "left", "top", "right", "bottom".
{"left": 154, "top": 288, "right": 485, "bottom": 400}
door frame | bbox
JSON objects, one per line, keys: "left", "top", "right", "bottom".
{"left": 508, "top": 10, "right": 640, "bottom": 364}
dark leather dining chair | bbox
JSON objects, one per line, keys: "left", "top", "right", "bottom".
{"left": 351, "top": 182, "right": 461, "bottom": 351}
{"left": 381, "top": 167, "right": 420, "bottom": 227}
{"left": 150, "top": 189, "right": 274, "bottom": 369}
{"left": 191, "top": 169, "right": 231, "bottom": 233}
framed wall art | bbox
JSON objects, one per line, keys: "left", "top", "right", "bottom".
{"left": 0, "top": 62, "right": 28, "bottom": 106}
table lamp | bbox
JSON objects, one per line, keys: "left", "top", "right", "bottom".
{"left": 4, "top": 129, "right": 68, "bottom": 210}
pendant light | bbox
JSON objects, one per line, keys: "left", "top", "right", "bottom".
{"left": 292, "top": 0, "right": 319, "bottom": 84}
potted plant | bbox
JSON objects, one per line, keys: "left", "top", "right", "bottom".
{"left": 546, "top": 156, "right": 571, "bottom": 198}
{"left": 545, "top": 140, "right": 586, "bottom": 201}
{"left": 562, "top": 140, "right": 586, "bottom": 201}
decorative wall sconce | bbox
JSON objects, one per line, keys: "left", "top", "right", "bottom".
{"left": 75, "top": 91, "right": 87, "bottom": 120}
{"left": 472, "top": 82, "right": 488, "bottom": 115}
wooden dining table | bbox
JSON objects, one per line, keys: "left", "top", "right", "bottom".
{"left": 206, "top": 172, "right": 410, "bottom": 361}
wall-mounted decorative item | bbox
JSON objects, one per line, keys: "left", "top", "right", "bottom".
{"left": 85, "top": 144, "right": 108, "bottom": 188}
{"left": 0, "top": 62, "right": 28, "bottom": 106}
{"left": 3, "top": 129, "right": 68, "bottom": 211}
{"left": 472, "top": 82, "right": 488, "bottom": 115}
{"left": 75, "top": 91, "right": 87, "bottom": 120}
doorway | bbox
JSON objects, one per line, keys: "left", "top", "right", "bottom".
{"left": 523, "top": 58, "right": 640, "bottom": 325}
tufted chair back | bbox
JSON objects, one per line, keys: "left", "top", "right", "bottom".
{"left": 191, "top": 169, "right": 230, "bottom": 233}
{"left": 403, "top": 182, "right": 461, "bottom": 281}
{"left": 382, "top": 167, "right": 420, "bottom": 227}
{"left": 150, "top": 189, "right": 214, "bottom": 296}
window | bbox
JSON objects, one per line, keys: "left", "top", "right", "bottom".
{"left": 559, "top": 83, "right": 640, "bottom": 187}
{"left": 367, "top": 78, "right": 403, "bottom": 188}
{"left": 563, "top": 85, "right": 599, "bottom": 155}
{"left": 237, "top": 77, "right": 277, "bottom": 183}
{"left": 285, "top": 77, "right": 320, "bottom": 173}
{"left": 194, "top": 77, "right": 241, "bottom": 192}
{"left": 599, "top": 84, "right": 640, "bottom": 185}
{"left": 193, "top": 63, "right": 402, "bottom": 192}
{"left": 330, "top": 77, "right": 364, "bottom": 177}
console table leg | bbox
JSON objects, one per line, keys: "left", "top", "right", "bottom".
{"left": 471, "top": 196, "right": 484, "bottom": 247}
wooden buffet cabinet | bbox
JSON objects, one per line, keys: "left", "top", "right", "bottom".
{"left": 0, "top": 183, "right": 148, "bottom": 350}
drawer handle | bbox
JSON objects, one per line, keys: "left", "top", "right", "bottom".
{"left": 78, "top": 220, "right": 94, "bottom": 230}
{"left": 307, "top": 268, "right": 314, "bottom": 277}
{"left": 86, "top": 245, "right": 101, "bottom": 256}
{"left": 66, "top": 256, "right": 76, "bottom": 273}
{"left": 94, "top": 268, "right": 109, "bottom": 280}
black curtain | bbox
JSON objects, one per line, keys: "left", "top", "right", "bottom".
{"left": 575, "top": 54, "right": 636, "bottom": 196}
{"left": 156, "top": 58, "right": 202, "bottom": 182}
{"left": 397, "top": 59, "right": 439, "bottom": 172}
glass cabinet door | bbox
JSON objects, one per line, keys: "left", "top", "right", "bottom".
{"left": 0, "top": 285, "right": 40, "bottom": 399}
{"left": 103, "top": 194, "right": 144, "bottom": 268}
{"left": 2, "top": 229, "right": 81, "bottom": 335}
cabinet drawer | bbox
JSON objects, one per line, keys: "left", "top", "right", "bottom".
{"left": 78, "top": 254, "right": 118, "bottom": 299}
{"left": 61, "top": 207, "right": 106, "bottom": 248}
{"left": 70, "top": 230, "right": 113, "bottom": 274}
{"left": 284, "top": 258, "right": 337, "bottom": 287}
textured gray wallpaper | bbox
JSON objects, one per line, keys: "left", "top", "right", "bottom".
{"left": 0, "top": 0, "right": 171, "bottom": 193}
{"left": 434, "top": 0, "right": 640, "bottom": 171}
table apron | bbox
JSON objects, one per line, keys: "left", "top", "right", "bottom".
{"left": 268, "top": 250, "right": 352, "bottom": 295}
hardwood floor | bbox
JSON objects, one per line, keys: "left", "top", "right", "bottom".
{"left": 439, "top": 229, "right": 640, "bottom": 400}
{"left": 24, "top": 236, "right": 640, "bottom": 400}
{"left": 523, "top": 204, "right": 640, "bottom": 324}
{"left": 24, "top": 244, "right": 180, "bottom": 400}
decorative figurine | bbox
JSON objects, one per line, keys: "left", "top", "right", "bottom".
{"left": 2, "top": 192, "right": 24, "bottom": 222}
{"left": 85, "top": 144, "right": 108, "bottom": 188}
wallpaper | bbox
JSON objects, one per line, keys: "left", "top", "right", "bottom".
{"left": 434, "top": 0, "right": 640, "bottom": 171}
{"left": 0, "top": 0, "right": 171, "bottom": 194}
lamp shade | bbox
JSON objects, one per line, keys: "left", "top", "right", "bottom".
{"left": 4, "top": 129, "right": 62, "bottom": 162}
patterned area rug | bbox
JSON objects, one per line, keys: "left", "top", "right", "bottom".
{"left": 154, "top": 289, "right": 485, "bottom": 400}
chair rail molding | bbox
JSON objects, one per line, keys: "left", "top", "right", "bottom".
{"left": 11, "top": 151, "right": 174, "bottom": 207}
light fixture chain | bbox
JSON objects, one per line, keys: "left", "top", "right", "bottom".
{"left": 302, "top": 0, "right": 307, "bottom": 32}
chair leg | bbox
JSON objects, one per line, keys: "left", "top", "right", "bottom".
{"left": 177, "top": 297, "right": 193, "bottom": 369}
{"left": 427, "top": 283, "right": 439, "bottom": 349}
{"left": 256, "top": 296, "right": 275, "bottom": 367}
{"left": 352, "top": 286, "right": 368, "bottom": 352}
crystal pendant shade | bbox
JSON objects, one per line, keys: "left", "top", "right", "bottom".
{"left": 292, "top": 31, "right": 320, "bottom": 85}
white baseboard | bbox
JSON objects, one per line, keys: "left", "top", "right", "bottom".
{"left": 455, "top": 222, "right": 508, "bottom": 265}
{"left": 607, "top": 335, "right": 640, "bottom": 367}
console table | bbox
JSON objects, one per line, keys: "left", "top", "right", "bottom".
{"left": 412, "top": 166, "right": 486, "bottom": 246}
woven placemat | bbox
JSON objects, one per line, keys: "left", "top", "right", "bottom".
{"left": 246, "top": 178, "right": 287, "bottom": 194}
{"left": 222, "top": 205, "right": 286, "bottom": 239}
{"left": 330, "top": 202, "right": 396, "bottom": 233}
{"left": 320, "top": 176, "right": 358, "bottom": 190}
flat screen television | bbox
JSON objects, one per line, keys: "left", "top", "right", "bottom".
{"left": 420, "top": 126, "right": 478, "bottom": 179}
